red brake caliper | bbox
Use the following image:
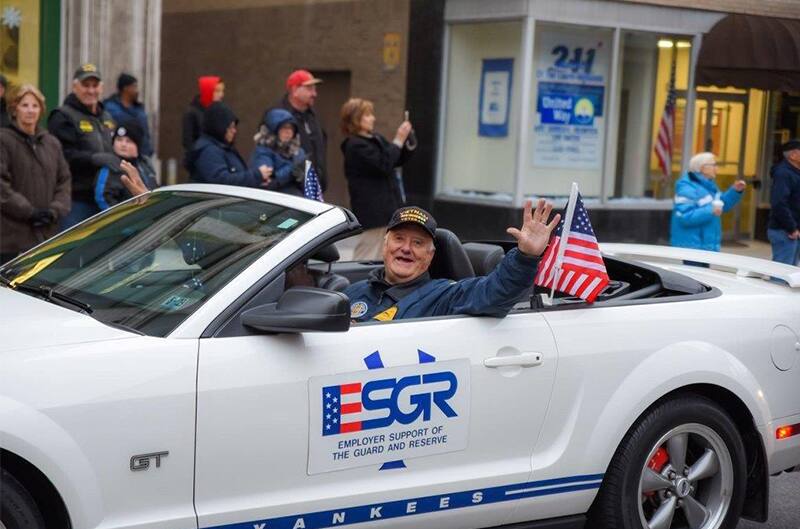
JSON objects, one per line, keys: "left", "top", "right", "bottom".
{"left": 645, "top": 447, "right": 670, "bottom": 497}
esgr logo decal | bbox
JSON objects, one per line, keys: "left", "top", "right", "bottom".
{"left": 322, "top": 371, "right": 458, "bottom": 436}
{"left": 309, "top": 359, "right": 470, "bottom": 474}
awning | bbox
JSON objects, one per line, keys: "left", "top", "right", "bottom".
{"left": 696, "top": 14, "right": 800, "bottom": 91}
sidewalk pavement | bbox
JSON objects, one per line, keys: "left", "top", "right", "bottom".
{"left": 720, "top": 240, "right": 772, "bottom": 260}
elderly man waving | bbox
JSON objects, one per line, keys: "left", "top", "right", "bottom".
{"left": 345, "top": 199, "right": 560, "bottom": 322}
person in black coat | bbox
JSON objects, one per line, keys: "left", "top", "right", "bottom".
{"left": 767, "top": 139, "right": 800, "bottom": 265}
{"left": 340, "top": 98, "right": 414, "bottom": 260}
{"left": 185, "top": 102, "right": 271, "bottom": 187}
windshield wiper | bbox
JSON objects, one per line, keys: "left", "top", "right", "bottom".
{"left": 3, "top": 279, "right": 93, "bottom": 314}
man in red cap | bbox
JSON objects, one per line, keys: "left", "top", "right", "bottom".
{"left": 264, "top": 69, "right": 327, "bottom": 191}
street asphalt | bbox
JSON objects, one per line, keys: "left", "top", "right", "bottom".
{"left": 737, "top": 471, "right": 800, "bottom": 529}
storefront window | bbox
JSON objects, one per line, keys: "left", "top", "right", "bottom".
{"left": 525, "top": 23, "right": 613, "bottom": 198}
{"left": 440, "top": 21, "right": 523, "bottom": 201}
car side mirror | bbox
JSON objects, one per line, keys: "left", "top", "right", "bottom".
{"left": 240, "top": 287, "right": 350, "bottom": 333}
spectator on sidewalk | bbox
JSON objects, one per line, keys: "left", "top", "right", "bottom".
{"left": 767, "top": 139, "right": 800, "bottom": 265}
{"left": 103, "top": 73, "right": 153, "bottom": 157}
{"left": 94, "top": 120, "right": 158, "bottom": 210}
{"left": 182, "top": 76, "right": 224, "bottom": 167}
{"left": 251, "top": 108, "right": 307, "bottom": 196}
{"left": 340, "top": 98, "right": 414, "bottom": 261}
{"left": 264, "top": 70, "right": 327, "bottom": 191}
{"left": 0, "top": 74, "right": 10, "bottom": 128}
{"left": 670, "top": 152, "right": 746, "bottom": 255}
{"left": 186, "top": 101, "right": 271, "bottom": 187}
{"left": 48, "top": 63, "right": 116, "bottom": 228}
{"left": 0, "top": 85, "right": 71, "bottom": 264}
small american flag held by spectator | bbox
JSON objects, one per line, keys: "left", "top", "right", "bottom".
{"left": 534, "top": 188, "right": 609, "bottom": 303}
{"left": 304, "top": 160, "right": 324, "bottom": 202}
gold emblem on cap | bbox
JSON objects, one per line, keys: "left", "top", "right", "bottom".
{"left": 398, "top": 208, "right": 428, "bottom": 224}
{"left": 82, "top": 63, "right": 98, "bottom": 72}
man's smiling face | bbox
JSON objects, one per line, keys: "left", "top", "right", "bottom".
{"left": 382, "top": 225, "right": 435, "bottom": 285}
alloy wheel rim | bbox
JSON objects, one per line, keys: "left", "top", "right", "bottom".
{"left": 637, "top": 423, "right": 734, "bottom": 529}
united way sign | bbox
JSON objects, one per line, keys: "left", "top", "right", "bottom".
{"left": 533, "top": 29, "right": 610, "bottom": 170}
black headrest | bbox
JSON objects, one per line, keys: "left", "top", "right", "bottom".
{"left": 310, "top": 244, "right": 340, "bottom": 263}
{"left": 463, "top": 242, "right": 505, "bottom": 276}
{"left": 429, "top": 228, "right": 475, "bottom": 280}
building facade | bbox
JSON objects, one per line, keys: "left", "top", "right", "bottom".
{"left": 4, "top": 0, "right": 800, "bottom": 245}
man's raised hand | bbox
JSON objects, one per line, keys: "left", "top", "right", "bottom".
{"left": 506, "top": 198, "right": 561, "bottom": 257}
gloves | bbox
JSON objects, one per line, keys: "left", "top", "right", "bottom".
{"left": 29, "top": 209, "right": 56, "bottom": 228}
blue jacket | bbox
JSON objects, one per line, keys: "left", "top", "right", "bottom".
{"left": 250, "top": 108, "right": 307, "bottom": 196}
{"left": 670, "top": 171, "right": 742, "bottom": 251}
{"left": 768, "top": 159, "right": 800, "bottom": 233}
{"left": 186, "top": 135, "right": 263, "bottom": 187}
{"left": 103, "top": 95, "right": 153, "bottom": 156}
{"left": 94, "top": 156, "right": 158, "bottom": 210}
{"left": 344, "top": 248, "right": 538, "bottom": 322}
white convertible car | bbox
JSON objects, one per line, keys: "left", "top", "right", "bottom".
{"left": 1, "top": 184, "right": 799, "bottom": 529}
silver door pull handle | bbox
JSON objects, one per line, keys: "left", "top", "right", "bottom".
{"left": 484, "top": 352, "right": 543, "bottom": 368}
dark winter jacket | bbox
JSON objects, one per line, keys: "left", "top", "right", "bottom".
{"left": 0, "top": 124, "right": 71, "bottom": 254}
{"left": 47, "top": 93, "right": 115, "bottom": 202}
{"left": 182, "top": 96, "right": 205, "bottom": 162}
{"left": 186, "top": 103, "right": 263, "bottom": 187}
{"left": 265, "top": 95, "right": 327, "bottom": 191}
{"left": 768, "top": 159, "right": 800, "bottom": 233}
{"left": 344, "top": 248, "right": 538, "bottom": 322}
{"left": 250, "top": 108, "right": 306, "bottom": 196}
{"left": 342, "top": 133, "right": 413, "bottom": 229}
{"left": 0, "top": 99, "right": 10, "bottom": 128}
{"left": 94, "top": 156, "right": 158, "bottom": 210}
{"left": 103, "top": 94, "right": 153, "bottom": 156}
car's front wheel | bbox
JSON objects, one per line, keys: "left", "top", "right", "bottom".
{"left": 0, "top": 469, "right": 46, "bottom": 529}
{"left": 590, "top": 396, "right": 747, "bottom": 529}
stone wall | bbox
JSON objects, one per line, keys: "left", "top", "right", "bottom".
{"left": 60, "top": 0, "right": 161, "bottom": 153}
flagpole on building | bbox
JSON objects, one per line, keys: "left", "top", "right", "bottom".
{"left": 549, "top": 182, "right": 579, "bottom": 302}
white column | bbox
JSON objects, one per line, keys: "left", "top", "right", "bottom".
{"left": 513, "top": 15, "right": 536, "bottom": 208}
{"left": 681, "top": 32, "right": 703, "bottom": 174}
{"left": 602, "top": 27, "right": 622, "bottom": 202}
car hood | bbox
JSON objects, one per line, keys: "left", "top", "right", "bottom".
{"left": 0, "top": 286, "right": 135, "bottom": 353}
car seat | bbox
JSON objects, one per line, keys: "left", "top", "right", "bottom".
{"left": 429, "top": 229, "right": 475, "bottom": 280}
{"left": 462, "top": 242, "right": 505, "bottom": 276}
{"left": 310, "top": 244, "right": 350, "bottom": 292}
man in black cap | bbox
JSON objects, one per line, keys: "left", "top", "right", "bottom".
{"left": 768, "top": 139, "right": 800, "bottom": 265}
{"left": 344, "top": 200, "right": 560, "bottom": 322}
{"left": 48, "top": 63, "right": 116, "bottom": 228}
{"left": 103, "top": 73, "right": 153, "bottom": 157}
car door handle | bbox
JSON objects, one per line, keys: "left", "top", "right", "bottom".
{"left": 484, "top": 352, "right": 543, "bottom": 368}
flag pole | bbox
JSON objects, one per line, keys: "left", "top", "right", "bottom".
{"left": 549, "top": 182, "right": 579, "bottom": 302}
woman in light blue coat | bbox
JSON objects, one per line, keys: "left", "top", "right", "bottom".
{"left": 670, "top": 152, "right": 746, "bottom": 252}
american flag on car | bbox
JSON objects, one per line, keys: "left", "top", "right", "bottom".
{"left": 534, "top": 190, "right": 609, "bottom": 303}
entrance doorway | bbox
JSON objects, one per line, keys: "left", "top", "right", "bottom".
{"left": 313, "top": 70, "right": 351, "bottom": 208}
{"left": 683, "top": 89, "right": 754, "bottom": 240}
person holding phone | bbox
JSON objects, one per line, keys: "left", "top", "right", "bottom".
{"left": 340, "top": 98, "right": 414, "bottom": 260}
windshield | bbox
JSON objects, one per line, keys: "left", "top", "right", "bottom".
{"left": 0, "top": 191, "right": 313, "bottom": 337}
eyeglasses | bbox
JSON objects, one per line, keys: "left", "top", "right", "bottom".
{"left": 702, "top": 163, "right": 718, "bottom": 167}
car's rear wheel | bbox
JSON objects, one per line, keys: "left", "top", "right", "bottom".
{"left": 0, "top": 469, "right": 46, "bottom": 529}
{"left": 590, "top": 396, "right": 747, "bottom": 529}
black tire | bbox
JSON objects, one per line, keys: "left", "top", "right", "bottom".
{"left": 0, "top": 469, "right": 46, "bottom": 529}
{"left": 589, "top": 395, "right": 747, "bottom": 529}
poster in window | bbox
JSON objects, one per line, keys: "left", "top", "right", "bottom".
{"left": 533, "top": 29, "right": 610, "bottom": 170}
{"left": 479, "top": 58, "right": 513, "bottom": 137}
